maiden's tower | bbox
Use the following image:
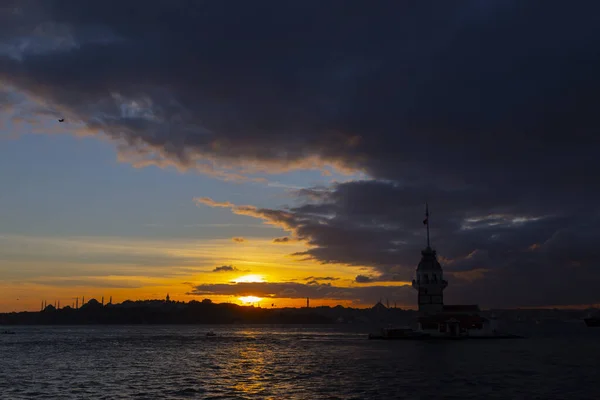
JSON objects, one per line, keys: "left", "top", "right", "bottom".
{"left": 411, "top": 204, "right": 498, "bottom": 337}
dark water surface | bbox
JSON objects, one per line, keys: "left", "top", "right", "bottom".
{"left": 1, "top": 324, "right": 599, "bottom": 399}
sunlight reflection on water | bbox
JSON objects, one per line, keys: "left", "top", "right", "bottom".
{"left": 0, "top": 325, "right": 599, "bottom": 399}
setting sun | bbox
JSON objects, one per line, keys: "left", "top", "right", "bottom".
{"left": 239, "top": 296, "right": 263, "bottom": 304}
{"left": 232, "top": 274, "right": 265, "bottom": 283}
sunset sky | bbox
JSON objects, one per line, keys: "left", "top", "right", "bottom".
{"left": 1, "top": 1, "right": 600, "bottom": 312}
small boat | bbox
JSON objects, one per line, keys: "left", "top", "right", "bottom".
{"left": 583, "top": 309, "right": 600, "bottom": 327}
{"left": 206, "top": 331, "right": 216, "bottom": 337}
{"left": 1, "top": 330, "right": 16, "bottom": 335}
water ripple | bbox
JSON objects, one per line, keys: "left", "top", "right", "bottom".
{"left": 1, "top": 325, "right": 599, "bottom": 399}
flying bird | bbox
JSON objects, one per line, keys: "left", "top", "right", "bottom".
{"left": 58, "top": 118, "right": 64, "bottom": 122}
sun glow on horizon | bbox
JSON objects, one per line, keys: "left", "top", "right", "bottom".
{"left": 232, "top": 274, "right": 265, "bottom": 283}
{"left": 239, "top": 296, "right": 263, "bottom": 304}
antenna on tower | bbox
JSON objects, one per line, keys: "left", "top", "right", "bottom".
{"left": 423, "top": 202, "right": 430, "bottom": 248}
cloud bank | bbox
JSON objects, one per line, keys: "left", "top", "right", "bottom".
{"left": 188, "top": 281, "right": 413, "bottom": 306}
{"left": 2, "top": 1, "right": 600, "bottom": 307}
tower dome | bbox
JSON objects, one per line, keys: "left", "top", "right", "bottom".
{"left": 417, "top": 247, "right": 442, "bottom": 271}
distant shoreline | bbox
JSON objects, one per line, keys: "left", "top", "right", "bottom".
{"left": 1, "top": 298, "right": 594, "bottom": 326}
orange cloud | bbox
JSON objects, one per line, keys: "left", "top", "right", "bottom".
{"left": 232, "top": 237, "right": 246, "bottom": 243}
{"left": 194, "top": 197, "right": 234, "bottom": 208}
{"left": 195, "top": 197, "right": 297, "bottom": 232}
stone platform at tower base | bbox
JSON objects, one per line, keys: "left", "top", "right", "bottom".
{"left": 367, "top": 332, "right": 524, "bottom": 340}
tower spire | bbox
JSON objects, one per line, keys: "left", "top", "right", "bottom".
{"left": 423, "top": 202, "right": 430, "bottom": 248}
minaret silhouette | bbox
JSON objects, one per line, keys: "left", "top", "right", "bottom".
{"left": 101, "top": 296, "right": 104, "bottom": 306}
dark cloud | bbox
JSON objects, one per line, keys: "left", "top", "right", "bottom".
{"left": 355, "top": 275, "right": 375, "bottom": 284}
{"left": 280, "top": 288, "right": 297, "bottom": 297}
{"left": 273, "top": 237, "right": 293, "bottom": 244}
{"left": 304, "top": 276, "right": 339, "bottom": 281}
{"left": 2, "top": 1, "right": 598, "bottom": 183}
{"left": 212, "top": 265, "right": 238, "bottom": 273}
{"left": 304, "top": 276, "right": 339, "bottom": 286}
{"left": 2, "top": 1, "right": 600, "bottom": 307}
{"left": 188, "top": 281, "right": 413, "bottom": 306}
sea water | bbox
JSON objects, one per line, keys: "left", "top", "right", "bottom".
{"left": 1, "top": 324, "right": 599, "bottom": 399}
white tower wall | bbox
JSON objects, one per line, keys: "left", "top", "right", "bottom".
{"left": 412, "top": 247, "right": 447, "bottom": 314}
